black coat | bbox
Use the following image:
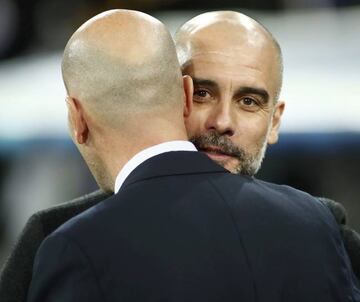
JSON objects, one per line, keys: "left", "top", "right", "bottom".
{"left": 24, "top": 151, "right": 359, "bottom": 302}
{"left": 0, "top": 190, "right": 108, "bottom": 302}
{"left": 1, "top": 153, "right": 360, "bottom": 302}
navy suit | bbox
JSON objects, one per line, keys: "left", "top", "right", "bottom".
{"left": 27, "top": 151, "right": 359, "bottom": 302}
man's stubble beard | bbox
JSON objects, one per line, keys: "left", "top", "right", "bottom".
{"left": 190, "top": 128, "right": 270, "bottom": 176}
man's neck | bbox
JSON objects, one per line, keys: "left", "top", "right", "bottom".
{"left": 113, "top": 140, "right": 196, "bottom": 193}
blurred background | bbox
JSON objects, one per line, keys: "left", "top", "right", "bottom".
{"left": 0, "top": 0, "right": 359, "bottom": 265}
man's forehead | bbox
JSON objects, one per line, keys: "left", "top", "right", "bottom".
{"left": 184, "top": 58, "right": 266, "bottom": 86}
{"left": 179, "top": 33, "right": 275, "bottom": 67}
{"left": 181, "top": 17, "right": 271, "bottom": 49}
{"left": 175, "top": 13, "right": 282, "bottom": 101}
{"left": 182, "top": 52, "right": 277, "bottom": 101}
{"left": 182, "top": 48, "right": 273, "bottom": 76}
{"left": 186, "top": 48, "right": 261, "bottom": 62}
{"left": 176, "top": 19, "right": 279, "bottom": 68}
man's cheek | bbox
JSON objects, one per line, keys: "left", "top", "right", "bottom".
{"left": 185, "top": 115, "right": 202, "bottom": 137}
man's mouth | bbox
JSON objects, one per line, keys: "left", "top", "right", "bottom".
{"left": 199, "top": 146, "right": 234, "bottom": 160}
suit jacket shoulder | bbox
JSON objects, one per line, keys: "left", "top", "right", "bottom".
{"left": 28, "top": 152, "right": 360, "bottom": 302}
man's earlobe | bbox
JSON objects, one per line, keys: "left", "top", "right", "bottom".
{"left": 268, "top": 101, "right": 285, "bottom": 145}
{"left": 67, "top": 97, "right": 89, "bottom": 145}
{"left": 183, "top": 75, "right": 193, "bottom": 118}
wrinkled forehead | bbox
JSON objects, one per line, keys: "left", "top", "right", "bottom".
{"left": 176, "top": 14, "right": 283, "bottom": 101}
{"left": 180, "top": 43, "right": 279, "bottom": 101}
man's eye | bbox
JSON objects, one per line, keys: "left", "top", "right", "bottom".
{"left": 193, "top": 89, "right": 213, "bottom": 103}
{"left": 194, "top": 89, "right": 210, "bottom": 98}
{"left": 239, "top": 97, "right": 261, "bottom": 111}
{"left": 241, "top": 97, "right": 257, "bottom": 106}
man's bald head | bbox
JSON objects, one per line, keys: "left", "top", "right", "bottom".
{"left": 62, "top": 9, "right": 184, "bottom": 128}
{"left": 175, "top": 11, "right": 285, "bottom": 175}
{"left": 61, "top": 10, "right": 191, "bottom": 193}
{"left": 175, "top": 11, "right": 283, "bottom": 101}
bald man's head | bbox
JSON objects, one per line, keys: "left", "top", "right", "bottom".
{"left": 61, "top": 10, "right": 191, "bottom": 193}
{"left": 62, "top": 9, "right": 184, "bottom": 128}
{"left": 175, "top": 11, "right": 283, "bottom": 101}
{"left": 174, "top": 11, "right": 285, "bottom": 175}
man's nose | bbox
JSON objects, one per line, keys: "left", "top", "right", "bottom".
{"left": 205, "top": 101, "right": 235, "bottom": 136}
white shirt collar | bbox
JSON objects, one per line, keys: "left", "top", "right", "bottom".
{"left": 114, "top": 140, "right": 197, "bottom": 193}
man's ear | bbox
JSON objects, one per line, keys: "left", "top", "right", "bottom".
{"left": 267, "top": 101, "right": 285, "bottom": 145}
{"left": 66, "top": 96, "right": 89, "bottom": 145}
{"left": 182, "top": 75, "right": 193, "bottom": 118}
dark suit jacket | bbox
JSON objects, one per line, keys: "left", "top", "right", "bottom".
{"left": 1, "top": 163, "right": 360, "bottom": 302}
{"left": 25, "top": 151, "right": 359, "bottom": 302}
{"left": 0, "top": 190, "right": 108, "bottom": 302}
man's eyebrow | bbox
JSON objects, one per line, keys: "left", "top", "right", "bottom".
{"left": 192, "top": 78, "right": 270, "bottom": 103}
{"left": 192, "top": 78, "right": 219, "bottom": 90}
{"left": 235, "top": 86, "right": 270, "bottom": 103}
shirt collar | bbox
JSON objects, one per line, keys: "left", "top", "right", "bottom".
{"left": 114, "top": 140, "right": 197, "bottom": 193}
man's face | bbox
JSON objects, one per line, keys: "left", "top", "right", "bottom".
{"left": 183, "top": 37, "right": 284, "bottom": 174}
